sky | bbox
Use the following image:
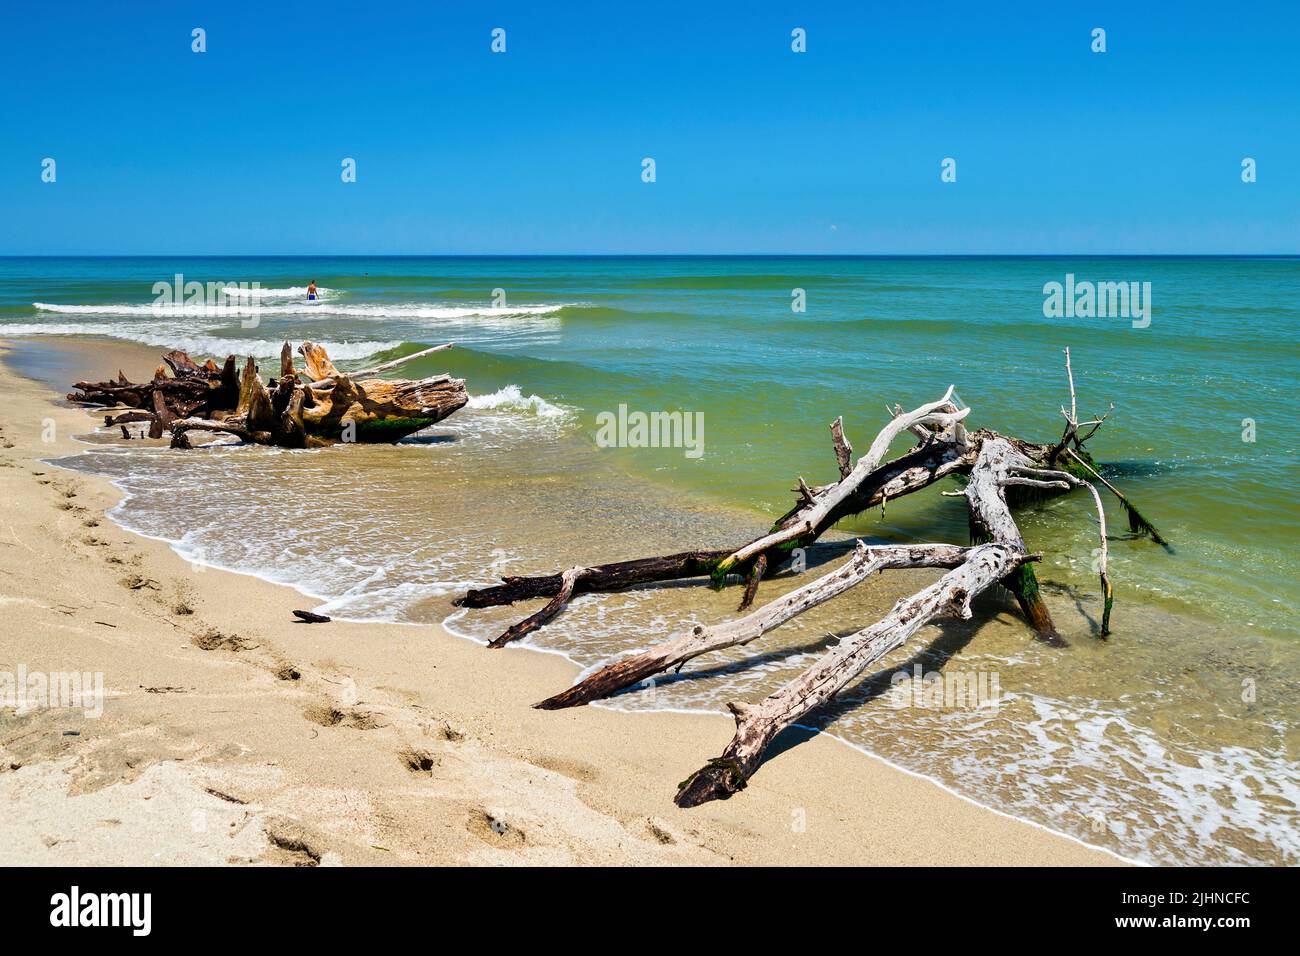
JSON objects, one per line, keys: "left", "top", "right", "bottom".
{"left": 1, "top": 0, "right": 1296, "bottom": 255}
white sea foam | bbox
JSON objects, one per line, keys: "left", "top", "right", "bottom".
{"left": 1011, "top": 694, "right": 1300, "bottom": 866}
{"left": 33, "top": 301, "right": 567, "bottom": 320}
{"left": 221, "top": 286, "right": 337, "bottom": 299}
{"left": 34, "top": 302, "right": 263, "bottom": 316}
{"left": 467, "top": 384, "right": 570, "bottom": 419}
{"left": 2, "top": 322, "right": 396, "bottom": 361}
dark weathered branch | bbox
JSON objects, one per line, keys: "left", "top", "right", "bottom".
{"left": 488, "top": 567, "right": 585, "bottom": 649}
{"left": 736, "top": 553, "right": 768, "bottom": 613}
{"left": 104, "top": 411, "right": 156, "bottom": 427}
{"left": 169, "top": 417, "right": 255, "bottom": 449}
{"left": 456, "top": 548, "right": 737, "bottom": 609}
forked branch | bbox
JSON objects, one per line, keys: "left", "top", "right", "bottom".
{"left": 462, "top": 350, "right": 1169, "bottom": 805}
{"left": 536, "top": 542, "right": 977, "bottom": 709}
{"left": 674, "top": 543, "right": 1034, "bottom": 806}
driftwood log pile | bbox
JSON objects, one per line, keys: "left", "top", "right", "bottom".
{"left": 455, "top": 350, "right": 1168, "bottom": 807}
{"left": 69, "top": 342, "right": 467, "bottom": 448}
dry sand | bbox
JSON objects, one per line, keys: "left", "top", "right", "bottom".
{"left": 0, "top": 338, "right": 1123, "bottom": 866}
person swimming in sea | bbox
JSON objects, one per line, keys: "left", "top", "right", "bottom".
{"left": 307, "top": 280, "right": 318, "bottom": 301}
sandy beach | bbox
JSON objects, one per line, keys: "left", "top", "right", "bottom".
{"left": 0, "top": 337, "right": 1132, "bottom": 867}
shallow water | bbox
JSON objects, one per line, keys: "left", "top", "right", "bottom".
{"left": 4, "top": 255, "right": 1297, "bottom": 864}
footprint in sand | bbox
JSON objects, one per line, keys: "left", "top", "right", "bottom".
{"left": 466, "top": 809, "right": 526, "bottom": 849}
{"left": 303, "top": 704, "right": 386, "bottom": 731}
{"left": 646, "top": 818, "right": 678, "bottom": 845}
{"left": 433, "top": 720, "right": 466, "bottom": 743}
{"left": 262, "top": 819, "right": 329, "bottom": 867}
{"left": 398, "top": 746, "right": 438, "bottom": 775}
{"left": 191, "top": 629, "right": 250, "bottom": 652}
{"left": 272, "top": 662, "right": 301, "bottom": 681}
{"left": 120, "top": 573, "right": 161, "bottom": 592}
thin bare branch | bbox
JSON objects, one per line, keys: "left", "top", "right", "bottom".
{"left": 1065, "top": 346, "right": 1077, "bottom": 423}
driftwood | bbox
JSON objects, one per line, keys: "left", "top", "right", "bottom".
{"left": 674, "top": 543, "right": 1033, "bottom": 806}
{"left": 537, "top": 542, "right": 976, "bottom": 709}
{"left": 457, "top": 437, "right": 979, "bottom": 629}
{"left": 674, "top": 430, "right": 1119, "bottom": 806}
{"left": 71, "top": 351, "right": 238, "bottom": 422}
{"left": 307, "top": 342, "right": 454, "bottom": 386}
{"left": 70, "top": 342, "right": 468, "bottom": 449}
{"left": 458, "top": 350, "right": 1167, "bottom": 806}
{"left": 458, "top": 400, "right": 1060, "bottom": 643}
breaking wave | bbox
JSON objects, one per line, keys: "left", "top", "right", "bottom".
{"left": 467, "top": 384, "right": 571, "bottom": 419}
{"left": 33, "top": 301, "right": 568, "bottom": 320}
{"left": 220, "top": 285, "right": 338, "bottom": 300}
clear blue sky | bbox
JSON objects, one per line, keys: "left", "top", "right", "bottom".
{"left": 1, "top": 0, "right": 1296, "bottom": 254}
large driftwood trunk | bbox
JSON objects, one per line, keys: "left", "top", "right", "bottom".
{"left": 674, "top": 429, "right": 1125, "bottom": 806}
{"left": 966, "top": 435, "right": 1064, "bottom": 643}
{"left": 457, "top": 350, "right": 1167, "bottom": 806}
{"left": 299, "top": 373, "right": 467, "bottom": 444}
{"left": 459, "top": 431, "right": 1069, "bottom": 645}
{"left": 70, "top": 342, "right": 468, "bottom": 449}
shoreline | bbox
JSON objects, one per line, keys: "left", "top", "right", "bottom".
{"left": 0, "top": 335, "right": 1126, "bottom": 866}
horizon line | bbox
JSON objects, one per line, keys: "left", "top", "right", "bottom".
{"left": 2, "top": 253, "right": 1298, "bottom": 260}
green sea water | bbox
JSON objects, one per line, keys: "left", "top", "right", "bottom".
{"left": 4, "top": 255, "right": 1296, "bottom": 638}
{"left": 3, "top": 255, "right": 1297, "bottom": 864}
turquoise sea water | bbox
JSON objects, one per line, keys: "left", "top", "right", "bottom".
{"left": 3, "top": 256, "right": 1297, "bottom": 864}
{"left": 4, "top": 255, "right": 1296, "bottom": 635}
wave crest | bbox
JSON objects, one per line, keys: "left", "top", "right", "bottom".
{"left": 33, "top": 301, "right": 569, "bottom": 320}
{"left": 467, "top": 384, "right": 570, "bottom": 419}
{"left": 221, "top": 286, "right": 337, "bottom": 299}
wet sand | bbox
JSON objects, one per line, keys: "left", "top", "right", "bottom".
{"left": 0, "top": 337, "right": 1124, "bottom": 866}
